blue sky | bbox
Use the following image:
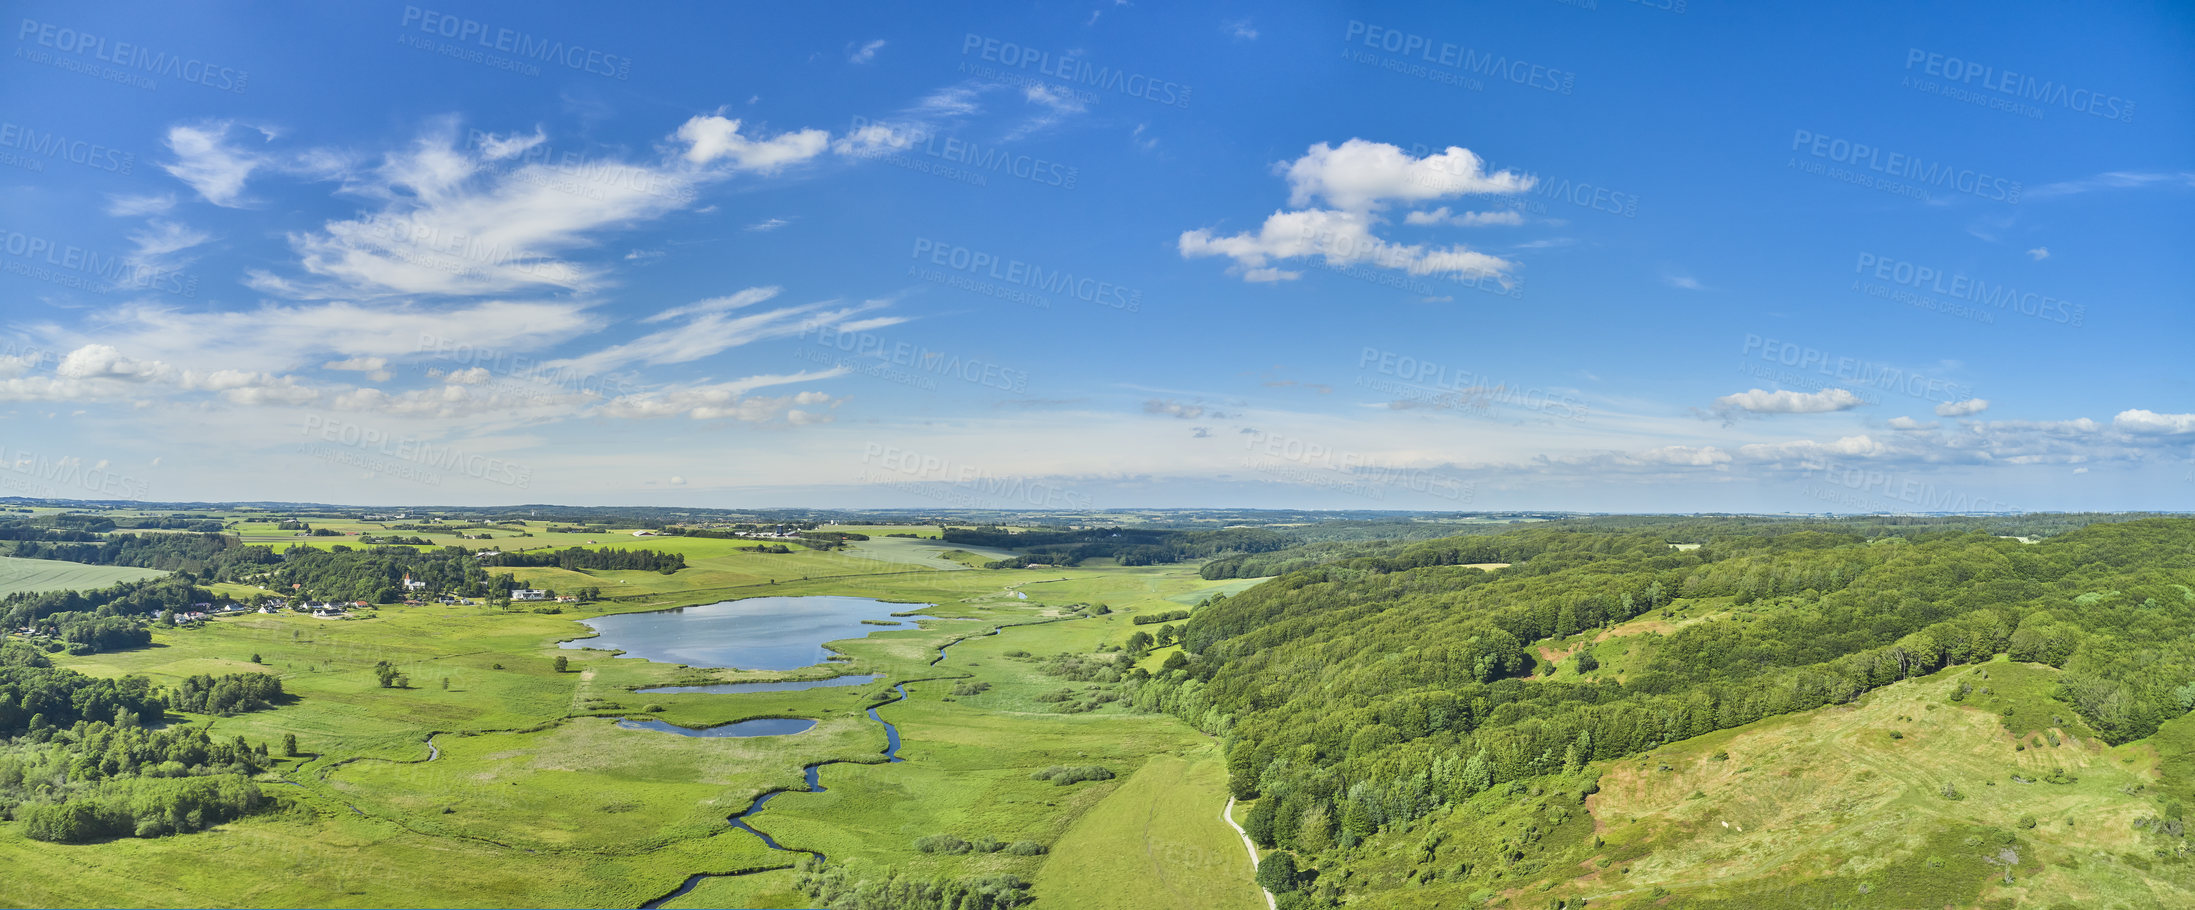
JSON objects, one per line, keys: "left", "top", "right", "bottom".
{"left": 1, "top": 0, "right": 2189, "bottom": 511}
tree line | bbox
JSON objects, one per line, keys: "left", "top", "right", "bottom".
{"left": 484, "top": 546, "right": 686, "bottom": 573}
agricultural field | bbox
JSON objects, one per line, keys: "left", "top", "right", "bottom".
{"left": 0, "top": 555, "right": 166, "bottom": 597}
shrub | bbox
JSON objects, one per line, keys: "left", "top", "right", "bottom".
{"left": 915, "top": 834, "right": 973, "bottom": 854}
{"left": 1029, "top": 765, "right": 1115, "bottom": 786}
{"left": 1004, "top": 841, "right": 1047, "bottom": 855}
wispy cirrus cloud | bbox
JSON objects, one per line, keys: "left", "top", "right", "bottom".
{"left": 2026, "top": 170, "right": 2195, "bottom": 200}
{"left": 203, "top": 113, "right": 833, "bottom": 299}
{"left": 847, "top": 39, "right": 886, "bottom": 64}
{"left": 549, "top": 290, "right": 894, "bottom": 376}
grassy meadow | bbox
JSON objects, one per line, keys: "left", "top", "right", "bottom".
{"left": 1, "top": 522, "right": 1267, "bottom": 909}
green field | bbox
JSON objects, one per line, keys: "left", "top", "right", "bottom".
{"left": 0, "top": 555, "right": 166, "bottom": 597}
{"left": 1, "top": 538, "right": 1265, "bottom": 909}
{"left": 1031, "top": 747, "right": 1266, "bottom": 910}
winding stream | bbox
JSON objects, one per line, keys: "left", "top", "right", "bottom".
{"left": 636, "top": 618, "right": 1036, "bottom": 907}
{"left": 641, "top": 683, "right": 909, "bottom": 909}
{"left": 638, "top": 624, "right": 1010, "bottom": 909}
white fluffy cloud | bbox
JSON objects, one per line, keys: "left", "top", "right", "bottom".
{"left": 1735, "top": 435, "right": 1887, "bottom": 462}
{"left": 1712, "top": 388, "right": 1865, "bottom": 417}
{"left": 1181, "top": 141, "right": 1530, "bottom": 285}
{"left": 2113, "top": 409, "right": 2195, "bottom": 435}
{"left": 1282, "top": 140, "right": 1533, "bottom": 213}
{"left": 676, "top": 115, "right": 830, "bottom": 172}
{"left": 1180, "top": 208, "right": 1513, "bottom": 283}
{"left": 57, "top": 344, "right": 169, "bottom": 382}
{"left": 1935, "top": 398, "right": 1990, "bottom": 417}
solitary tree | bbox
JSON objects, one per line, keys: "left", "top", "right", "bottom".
{"left": 553, "top": 655, "right": 569, "bottom": 673}
{"left": 283, "top": 733, "right": 299, "bottom": 757}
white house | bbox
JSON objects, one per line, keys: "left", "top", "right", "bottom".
{"left": 512, "top": 589, "right": 548, "bottom": 601}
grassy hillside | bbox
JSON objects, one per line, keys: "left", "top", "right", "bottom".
{"left": 1333, "top": 658, "right": 2186, "bottom": 908}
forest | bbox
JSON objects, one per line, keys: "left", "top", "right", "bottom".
{"left": 1123, "top": 518, "right": 2195, "bottom": 907}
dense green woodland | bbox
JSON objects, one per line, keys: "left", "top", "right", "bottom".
{"left": 0, "top": 644, "right": 280, "bottom": 842}
{"left": 1125, "top": 519, "right": 2195, "bottom": 907}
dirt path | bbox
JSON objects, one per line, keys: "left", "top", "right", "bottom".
{"left": 1222, "top": 797, "right": 1278, "bottom": 910}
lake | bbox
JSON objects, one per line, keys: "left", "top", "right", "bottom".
{"left": 565, "top": 595, "right": 933, "bottom": 670}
